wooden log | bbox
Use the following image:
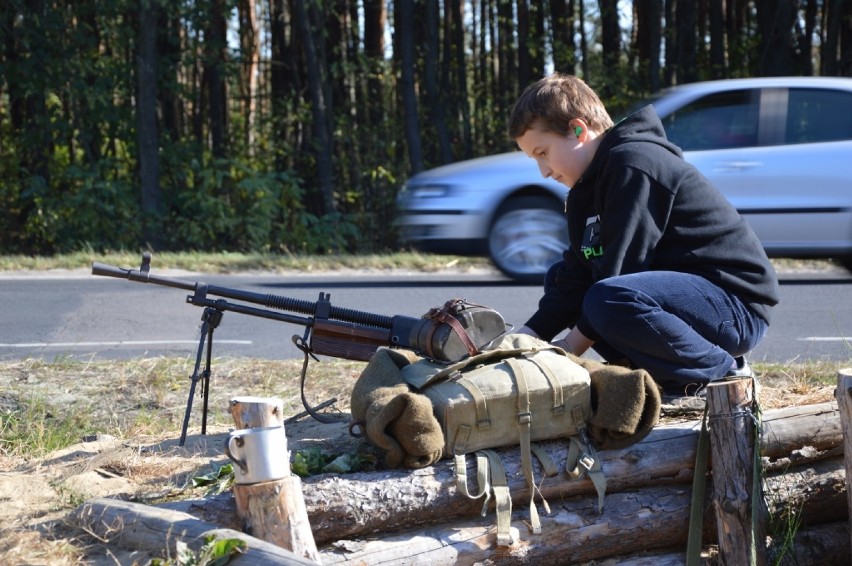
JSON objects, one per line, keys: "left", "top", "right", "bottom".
{"left": 706, "top": 378, "right": 766, "bottom": 565}
{"left": 314, "top": 459, "right": 848, "bottom": 565}
{"left": 786, "top": 520, "right": 851, "bottom": 565}
{"left": 69, "top": 497, "right": 319, "bottom": 565}
{"left": 229, "top": 396, "right": 285, "bottom": 429}
{"left": 763, "top": 456, "right": 848, "bottom": 527}
{"left": 161, "top": 402, "right": 843, "bottom": 545}
{"left": 233, "top": 477, "right": 321, "bottom": 563}
{"left": 228, "top": 396, "right": 320, "bottom": 562}
{"left": 837, "top": 367, "right": 852, "bottom": 556}
{"left": 587, "top": 521, "right": 850, "bottom": 566}
{"left": 301, "top": 401, "right": 841, "bottom": 543}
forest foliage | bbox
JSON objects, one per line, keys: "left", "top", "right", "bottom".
{"left": 1, "top": 0, "right": 850, "bottom": 255}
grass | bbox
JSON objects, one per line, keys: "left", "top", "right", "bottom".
{"left": 0, "top": 354, "right": 841, "bottom": 464}
{"left": 0, "top": 355, "right": 366, "bottom": 463}
{"left": 0, "top": 250, "right": 494, "bottom": 274}
{"left": 0, "top": 250, "right": 846, "bottom": 274}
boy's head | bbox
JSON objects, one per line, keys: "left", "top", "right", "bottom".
{"left": 508, "top": 74, "right": 613, "bottom": 139}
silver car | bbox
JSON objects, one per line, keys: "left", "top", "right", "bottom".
{"left": 396, "top": 76, "right": 852, "bottom": 282}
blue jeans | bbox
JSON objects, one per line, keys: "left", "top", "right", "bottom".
{"left": 548, "top": 267, "right": 767, "bottom": 393}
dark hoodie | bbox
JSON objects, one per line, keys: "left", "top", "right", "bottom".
{"left": 525, "top": 105, "right": 780, "bottom": 341}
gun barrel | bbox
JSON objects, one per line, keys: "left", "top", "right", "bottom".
{"left": 91, "top": 259, "right": 397, "bottom": 329}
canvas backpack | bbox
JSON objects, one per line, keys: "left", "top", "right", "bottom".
{"left": 399, "top": 333, "right": 606, "bottom": 545}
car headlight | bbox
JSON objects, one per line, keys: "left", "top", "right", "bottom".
{"left": 408, "top": 184, "right": 454, "bottom": 198}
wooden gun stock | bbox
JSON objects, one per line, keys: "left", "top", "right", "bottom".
{"left": 310, "top": 319, "right": 391, "bottom": 362}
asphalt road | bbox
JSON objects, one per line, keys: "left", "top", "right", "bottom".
{"left": 1, "top": 265, "right": 851, "bottom": 364}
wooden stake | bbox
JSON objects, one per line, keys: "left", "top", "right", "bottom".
{"left": 706, "top": 378, "right": 766, "bottom": 566}
{"left": 233, "top": 476, "right": 320, "bottom": 562}
{"left": 228, "top": 396, "right": 320, "bottom": 563}
{"left": 229, "top": 396, "right": 285, "bottom": 429}
{"left": 836, "top": 367, "right": 852, "bottom": 557}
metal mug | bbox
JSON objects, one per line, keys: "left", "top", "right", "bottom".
{"left": 225, "top": 425, "right": 289, "bottom": 484}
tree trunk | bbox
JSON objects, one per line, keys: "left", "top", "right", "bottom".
{"left": 423, "top": 0, "right": 453, "bottom": 165}
{"left": 394, "top": 0, "right": 424, "bottom": 174}
{"left": 675, "top": 0, "right": 698, "bottom": 83}
{"left": 550, "top": 0, "right": 577, "bottom": 75}
{"left": 69, "top": 498, "right": 320, "bottom": 565}
{"left": 137, "top": 0, "right": 162, "bottom": 248}
{"left": 449, "top": 0, "right": 472, "bottom": 159}
{"left": 237, "top": 0, "right": 259, "bottom": 151}
{"left": 294, "top": 0, "right": 336, "bottom": 213}
{"left": 597, "top": 0, "right": 620, "bottom": 97}
{"left": 363, "top": 0, "right": 385, "bottom": 127}
{"left": 708, "top": 0, "right": 725, "bottom": 78}
{"left": 757, "top": 0, "right": 796, "bottom": 76}
{"left": 205, "top": 0, "right": 228, "bottom": 160}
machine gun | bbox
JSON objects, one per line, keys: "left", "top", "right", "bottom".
{"left": 91, "top": 253, "right": 507, "bottom": 444}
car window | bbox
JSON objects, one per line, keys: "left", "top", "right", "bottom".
{"left": 785, "top": 88, "right": 852, "bottom": 144}
{"left": 659, "top": 89, "right": 760, "bottom": 151}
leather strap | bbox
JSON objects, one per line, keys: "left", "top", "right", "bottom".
{"left": 423, "top": 299, "right": 480, "bottom": 359}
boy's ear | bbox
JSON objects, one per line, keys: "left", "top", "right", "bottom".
{"left": 569, "top": 118, "right": 588, "bottom": 139}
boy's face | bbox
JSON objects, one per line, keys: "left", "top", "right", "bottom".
{"left": 516, "top": 123, "right": 596, "bottom": 188}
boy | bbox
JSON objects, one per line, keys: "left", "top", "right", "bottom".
{"left": 509, "top": 73, "right": 779, "bottom": 398}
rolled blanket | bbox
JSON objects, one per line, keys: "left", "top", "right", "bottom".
{"left": 350, "top": 348, "right": 444, "bottom": 468}
{"left": 567, "top": 355, "right": 661, "bottom": 451}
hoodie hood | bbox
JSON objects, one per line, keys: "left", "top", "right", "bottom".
{"left": 581, "top": 105, "right": 681, "bottom": 184}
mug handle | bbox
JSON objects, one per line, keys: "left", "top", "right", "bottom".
{"left": 225, "top": 435, "right": 248, "bottom": 474}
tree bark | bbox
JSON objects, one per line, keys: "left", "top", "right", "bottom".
{"left": 706, "top": 379, "right": 766, "bottom": 565}
{"left": 69, "top": 498, "right": 320, "bottom": 565}
{"left": 233, "top": 477, "right": 320, "bottom": 563}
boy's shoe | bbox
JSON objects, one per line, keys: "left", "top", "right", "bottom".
{"left": 725, "top": 356, "right": 754, "bottom": 379}
{"left": 660, "top": 383, "right": 707, "bottom": 415}
{"left": 661, "top": 357, "right": 754, "bottom": 415}
{"left": 660, "top": 392, "right": 706, "bottom": 414}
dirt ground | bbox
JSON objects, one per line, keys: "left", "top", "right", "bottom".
{"left": 0, "top": 356, "right": 841, "bottom": 566}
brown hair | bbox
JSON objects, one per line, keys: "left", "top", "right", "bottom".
{"left": 508, "top": 73, "right": 614, "bottom": 139}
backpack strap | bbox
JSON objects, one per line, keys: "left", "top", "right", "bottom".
{"left": 454, "top": 451, "right": 491, "bottom": 503}
{"left": 523, "top": 352, "right": 566, "bottom": 416}
{"left": 565, "top": 406, "right": 606, "bottom": 512}
{"left": 452, "top": 450, "right": 514, "bottom": 546}
{"left": 481, "top": 449, "right": 513, "bottom": 546}
{"left": 455, "top": 375, "right": 490, "bottom": 430}
{"left": 507, "top": 358, "right": 552, "bottom": 535}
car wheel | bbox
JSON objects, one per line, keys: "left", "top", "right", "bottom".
{"left": 487, "top": 196, "right": 568, "bottom": 283}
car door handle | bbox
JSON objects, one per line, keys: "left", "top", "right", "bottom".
{"left": 714, "top": 160, "right": 763, "bottom": 172}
